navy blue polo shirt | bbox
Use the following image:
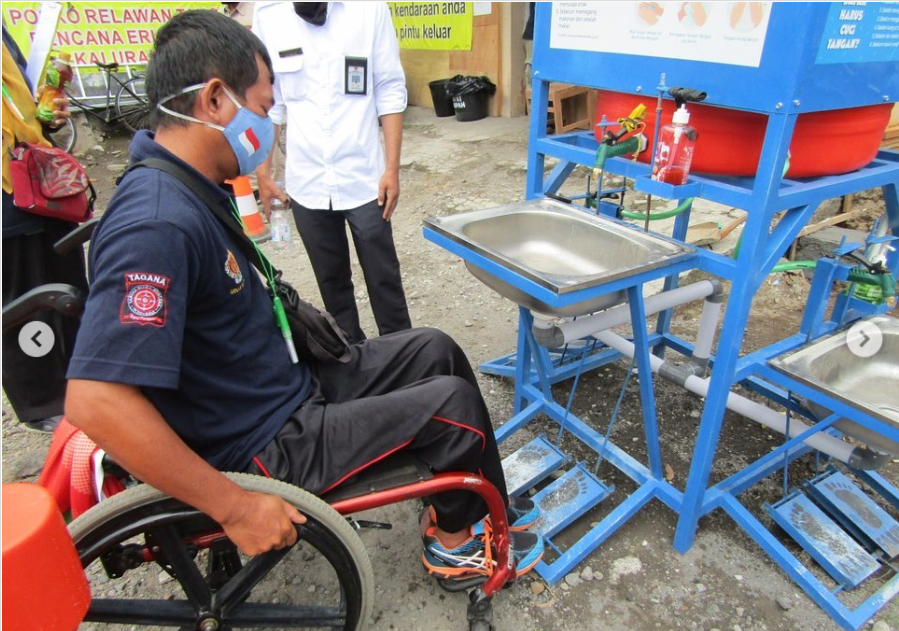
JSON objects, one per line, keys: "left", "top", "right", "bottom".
{"left": 68, "top": 131, "right": 311, "bottom": 471}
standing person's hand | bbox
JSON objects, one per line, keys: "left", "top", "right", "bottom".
{"left": 218, "top": 490, "right": 307, "bottom": 556}
{"left": 378, "top": 167, "right": 400, "bottom": 221}
{"left": 258, "top": 174, "right": 288, "bottom": 220}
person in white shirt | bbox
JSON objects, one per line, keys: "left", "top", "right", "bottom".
{"left": 253, "top": 1, "right": 411, "bottom": 343}
{"left": 221, "top": 2, "right": 253, "bottom": 28}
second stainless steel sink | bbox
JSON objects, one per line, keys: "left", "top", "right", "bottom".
{"left": 424, "top": 199, "right": 693, "bottom": 316}
{"left": 770, "top": 315, "right": 899, "bottom": 454}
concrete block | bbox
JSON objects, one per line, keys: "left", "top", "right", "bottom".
{"left": 796, "top": 226, "right": 868, "bottom": 261}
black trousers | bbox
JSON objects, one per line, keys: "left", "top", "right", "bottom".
{"left": 2, "top": 222, "right": 87, "bottom": 423}
{"left": 290, "top": 198, "right": 411, "bottom": 344}
{"left": 247, "top": 328, "right": 509, "bottom": 533}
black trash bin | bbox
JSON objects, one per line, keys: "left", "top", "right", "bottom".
{"left": 445, "top": 75, "right": 496, "bottom": 122}
{"left": 428, "top": 79, "right": 455, "bottom": 117}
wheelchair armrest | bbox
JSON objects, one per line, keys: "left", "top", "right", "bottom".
{"left": 54, "top": 217, "right": 100, "bottom": 255}
{"left": 2, "top": 284, "right": 85, "bottom": 330}
{"left": 321, "top": 452, "right": 433, "bottom": 504}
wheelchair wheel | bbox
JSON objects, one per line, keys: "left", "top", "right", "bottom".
{"left": 69, "top": 473, "right": 374, "bottom": 630}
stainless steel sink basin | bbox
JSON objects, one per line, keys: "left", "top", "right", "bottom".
{"left": 424, "top": 199, "right": 693, "bottom": 316}
{"left": 770, "top": 315, "right": 899, "bottom": 454}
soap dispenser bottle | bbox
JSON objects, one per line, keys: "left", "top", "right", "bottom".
{"left": 651, "top": 104, "right": 698, "bottom": 185}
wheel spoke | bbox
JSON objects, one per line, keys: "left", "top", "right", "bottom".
{"left": 227, "top": 602, "right": 346, "bottom": 627}
{"left": 213, "top": 545, "right": 291, "bottom": 615}
{"left": 85, "top": 598, "right": 196, "bottom": 626}
{"left": 148, "top": 523, "right": 213, "bottom": 610}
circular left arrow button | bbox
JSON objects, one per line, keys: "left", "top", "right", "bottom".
{"left": 18, "top": 321, "right": 55, "bottom": 358}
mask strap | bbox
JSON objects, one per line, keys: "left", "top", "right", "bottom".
{"left": 157, "top": 82, "right": 243, "bottom": 132}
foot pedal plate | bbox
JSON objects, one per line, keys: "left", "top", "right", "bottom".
{"left": 502, "top": 435, "right": 567, "bottom": 497}
{"left": 767, "top": 492, "right": 879, "bottom": 588}
{"left": 530, "top": 463, "right": 613, "bottom": 540}
{"left": 805, "top": 470, "right": 899, "bottom": 559}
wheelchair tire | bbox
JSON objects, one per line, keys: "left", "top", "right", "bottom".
{"left": 70, "top": 472, "right": 374, "bottom": 630}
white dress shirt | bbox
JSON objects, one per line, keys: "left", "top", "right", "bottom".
{"left": 253, "top": 2, "right": 407, "bottom": 210}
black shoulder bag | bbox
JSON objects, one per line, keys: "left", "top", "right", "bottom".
{"left": 127, "top": 159, "right": 351, "bottom": 364}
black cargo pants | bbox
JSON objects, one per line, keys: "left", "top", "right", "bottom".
{"left": 247, "top": 327, "right": 508, "bottom": 533}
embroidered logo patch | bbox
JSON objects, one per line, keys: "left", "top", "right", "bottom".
{"left": 120, "top": 272, "right": 170, "bottom": 327}
{"left": 224, "top": 250, "right": 243, "bottom": 285}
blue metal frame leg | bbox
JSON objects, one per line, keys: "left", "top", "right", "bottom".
{"left": 675, "top": 113, "right": 798, "bottom": 552}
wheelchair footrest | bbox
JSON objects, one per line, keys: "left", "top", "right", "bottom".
{"left": 436, "top": 573, "right": 489, "bottom": 593}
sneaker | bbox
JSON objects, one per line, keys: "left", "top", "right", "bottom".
{"left": 422, "top": 519, "right": 544, "bottom": 580}
{"left": 21, "top": 415, "right": 63, "bottom": 434}
{"left": 505, "top": 495, "right": 539, "bottom": 531}
{"left": 425, "top": 495, "right": 539, "bottom": 533}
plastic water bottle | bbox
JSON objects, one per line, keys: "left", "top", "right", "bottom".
{"left": 269, "top": 182, "right": 291, "bottom": 251}
{"left": 35, "top": 52, "right": 73, "bottom": 124}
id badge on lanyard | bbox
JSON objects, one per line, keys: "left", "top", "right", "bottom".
{"left": 345, "top": 56, "right": 367, "bottom": 95}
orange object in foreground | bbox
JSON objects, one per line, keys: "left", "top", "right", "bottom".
{"left": 2, "top": 484, "right": 90, "bottom": 631}
{"left": 226, "top": 175, "right": 271, "bottom": 243}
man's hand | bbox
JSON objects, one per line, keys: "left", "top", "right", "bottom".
{"left": 378, "top": 167, "right": 400, "bottom": 221}
{"left": 218, "top": 489, "right": 307, "bottom": 556}
{"left": 257, "top": 173, "right": 287, "bottom": 219}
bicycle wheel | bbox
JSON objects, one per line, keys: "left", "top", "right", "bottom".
{"left": 46, "top": 116, "right": 78, "bottom": 154}
{"left": 69, "top": 473, "right": 374, "bottom": 631}
{"left": 114, "top": 76, "right": 152, "bottom": 134}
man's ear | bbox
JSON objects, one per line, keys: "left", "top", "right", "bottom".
{"left": 193, "top": 79, "right": 230, "bottom": 125}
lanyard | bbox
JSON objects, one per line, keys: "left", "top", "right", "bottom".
{"left": 229, "top": 198, "right": 299, "bottom": 364}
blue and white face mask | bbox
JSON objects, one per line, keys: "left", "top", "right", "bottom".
{"left": 157, "top": 83, "right": 274, "bottom": 176}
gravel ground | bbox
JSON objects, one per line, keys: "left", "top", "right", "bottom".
{"left": 3, "top": 106, "right": 898, "bottom": 631}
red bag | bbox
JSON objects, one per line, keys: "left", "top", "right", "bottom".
{"left": 8, "top": 142, "right": 95, "bottom": 222}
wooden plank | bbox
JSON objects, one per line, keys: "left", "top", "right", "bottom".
{"left": 797, "top": 208, "right": 869, "bottom": 238}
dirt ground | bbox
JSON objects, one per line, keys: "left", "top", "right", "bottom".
{"left": 3, "top": 106, "right": 899, "bottom": 631}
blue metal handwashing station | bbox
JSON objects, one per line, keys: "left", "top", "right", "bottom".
{"left": 424, "top": 3, "right": 899, "bottom": 629}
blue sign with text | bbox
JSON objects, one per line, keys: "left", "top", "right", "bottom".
{"left": 816, "top": 2, "right": 899, "bottom": 64}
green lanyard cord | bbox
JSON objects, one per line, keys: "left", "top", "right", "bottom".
{"left": 229, "top": 198, "right": 299, "bottom": 363}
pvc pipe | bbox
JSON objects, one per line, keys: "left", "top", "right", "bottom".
{"left": 544, "top": 280, "right": 719, "bottom": 346}
{"left": 593, "top": 330, "right": 860, "bottom": 466}
{"left": 690, "top": 291, "right": 723, "bottom": 367}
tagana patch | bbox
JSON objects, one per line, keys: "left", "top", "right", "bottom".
{"left": 120, "top": 272, "right": 170, "bottom": 327}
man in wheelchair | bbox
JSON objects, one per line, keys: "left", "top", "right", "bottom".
{"left": 65, "top": 10, "right": 543, "bottom": 585}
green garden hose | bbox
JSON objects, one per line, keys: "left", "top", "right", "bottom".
{"left": 620, "top": 197, "right": 694, "bottom": 221}
{"left": 771, "top": 260, "right": 817, "bottom": 273}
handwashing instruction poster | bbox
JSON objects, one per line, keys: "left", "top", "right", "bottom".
{"left": 550, "top": 2, "right": 771, "bottom": 68}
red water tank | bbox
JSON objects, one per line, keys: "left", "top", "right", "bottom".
{"left": 594, "top": 90, "right": 893, "bottom": 178}
{"left": 2, "top": 484, "right": 90, "bottom": 631}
